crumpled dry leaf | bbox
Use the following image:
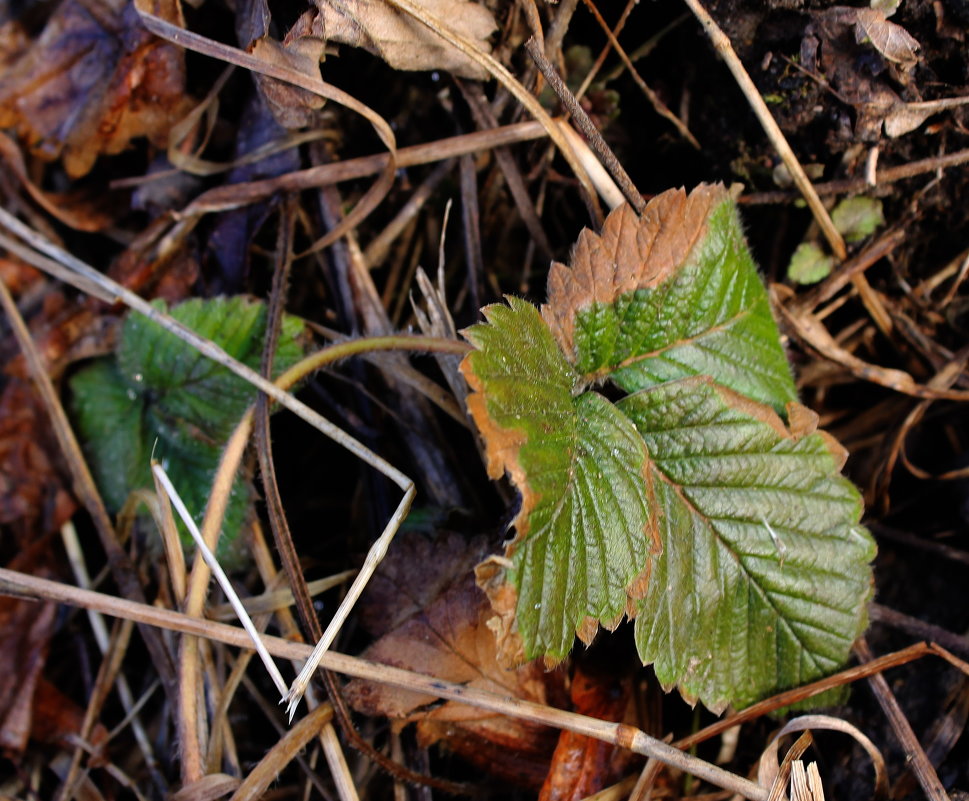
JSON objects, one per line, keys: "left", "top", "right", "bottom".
{"left": 0, "top": 0, "right": 193, "bottom": 178}
{"left": 542, "top": 184, "right": 725, "bottom": 360}
{"left": 853, "top": 8, "right": 920, "bottom": 68}
{"left": 802, "top": 7, "right": 923, "bottom": 140}
{"left": 315, "top": 0, "right": 497, "bottom": 80}
{"left": 345, "top": 531, "right": 563, "bottom": 787}
{"left": 244, "top": 3, "right": 328, "bottom": 129}
{"left": 883, "top": 95, "right": 969, "bottom": 137}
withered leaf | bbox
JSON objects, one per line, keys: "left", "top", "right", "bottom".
{"left": 246, "top": 9, "right": 328, "bottom": 129}
{"left": 0, "top": 550, "right": 58, "bottom": 753}
{"left": 314, "top": 0, "right": 497, "bottom": 80}
{"left": 0, "top": 0, "right": 192, "bottom": 178}
{"left": 345, "top": 532, "right": 562, "bottom": 786}
{"left": 853, "top": 9, "right": 920, "bottom": 68}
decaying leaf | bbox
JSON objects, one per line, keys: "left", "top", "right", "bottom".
{"left": 461, "top": 185, "right": 876, "bottom": 710}
{"left": 0, "top": 550, "right": 58, "bottom": 752}
{"left": 544, "top": 185, "right": 797, "bottom": 411}
{"left": 0, "top": 0, "right": 193, "bottom": 177}
{"left": 853, "top": 8, "right": 920, "bottom": 68}
{"left": 542, "top": 185, "right": 722, "bottom": 362}
{"left": 314, "top": 0, "right": 497, "bottom": 80}
{"left": 345, "top": 531, "right": 562, "bottom": 787}
{"left": 244, "top": 5, "right": 328, "bottom": 129}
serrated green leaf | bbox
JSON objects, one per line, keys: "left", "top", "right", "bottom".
{"left": 544, "top": 188, "right": 797, "bottom": 413}
{"left": 461, "top": 297, "right": 656, "bottom": 660}
{"left": 71, "top": 296, "right": 305, "bottom": 560}
{"left": 620, "top": 377, "right": 875, "bottom": 711}
{"left": 787, "top": 241, "right": 835, "bottom": 285}
{"left": 464, "top": 186, "right": 874, "bottom": 709}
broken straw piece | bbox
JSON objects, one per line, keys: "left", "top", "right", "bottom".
{"left": 151, "top": 462, "right": 289, "bottom": 699}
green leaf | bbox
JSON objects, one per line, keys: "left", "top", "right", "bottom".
{"left": 71, "top": 296, "right": 305, "bottom": 558}
{"left": 461, "top": 297, "right": 656, "bottom": 660}
{"left": 543, "top": 186, "right": 797, "bottom": 413}
{"left": 463, "top": 185, "right": 875, "bottom": 709}
{"left": 831, "top": 196, "right": 884, "bottom": 243}
{"left": 621, "top": 377, "right": 875, "bottom": 711}
{"left": 787, "top": 241, "right": 835, "bottom": 285}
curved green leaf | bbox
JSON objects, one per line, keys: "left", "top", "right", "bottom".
{"left": 71, "top": 296, "right": 305, "bottom": 560}
{"left": 620, "top": 377, "right": 875, "bottom": 711}
{"left": 461, "top": 297, "right": 656, "bottom": 660}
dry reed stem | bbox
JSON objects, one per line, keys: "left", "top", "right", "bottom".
{"left": 382, "top": 0, "right": 604, "bottom": 224}
{"left": 681, "top": 0, "right": 846, "bottom": 260}
{"left": 0, "top": 567, "right": 770, "bottom": 801}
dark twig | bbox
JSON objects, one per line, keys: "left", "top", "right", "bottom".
{"left": 459, "top": 155, "right": 483, "bottom": 314}
{"left": 741, "top": 148, "right": 969, "bottom": 205}
{"left": 524, "top": 37, "right": 646, "bottom": 213}
{"left": 457, "top": 80, "right": 555, "bottom": 263}
{"left": 854, "top": 637, "right": 951, "bottom": 801}
{"left": 254, "top": 203, "right": 471, "bottom": 796}
{"left": 869, "top": 604, "right": 969, "bottom": 661}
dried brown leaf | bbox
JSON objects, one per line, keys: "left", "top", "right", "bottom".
{"left": 247, "top": 10, "right": 328, "bottom": 129}
{"left": 853, "top": 9, "right": 920, "bottom": 68}
{"left": 0, "top": 551, "right": 58, "bottom": 752}
{"left": 314, "top": 0, "right": 497, "bottom": 80}
{"left": 345, "top": 532, "right": 562, "bottom": 785}
{"left": 542, "top": 185, "right": 726, "bottom": 359}
{"left": 0, "top": 0, "right": 193, "bottom": 177}
{"left": 0, "top": 380, "right": 76, "bottom": 541}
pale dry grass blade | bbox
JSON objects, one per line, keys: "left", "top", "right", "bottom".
{"left": 681, "top": 0, "right": 846, "bottom": 260}
{"left": 151, "top": 464, "right": 289, "bottom": 699}
{"left": 1, "top": 568, "right": 774, "bottom": 800}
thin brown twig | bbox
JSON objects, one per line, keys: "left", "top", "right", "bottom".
{"left": 853, "top": 637, "right": 950, "bottom": 801}
{"left": 869, "top": 604, "right": 969, "bottom": 662}
{"left": 177, "top": 121, "right": 548, "bottom": 219}
{"left": 573, "top": 0, "right": 638, "bottom": 101}
{"left": 457, "top": 80, "right": 555, "bottom": 263}
{"left": 133, "top": 1, "right": 397, "bottom": 259}
{"left": 740, "top": 149, "right": 969, "bottom": 205}
{"left": 524, "top": 37, "right": 646, "bottom": 213}
{"left": 674, "top": 642, "right": 936, "bottom": 751}
{"left": 364, "top": 159, "right": 455, "bottom": 268}
{"left": 380, "top": 0, "right": 603, "bottom": 224}
{"left": 577, "top": 0, "right": 700, "bottom": 149}
{"left": 793, "top": 228, "right": 906, "bottom": 312}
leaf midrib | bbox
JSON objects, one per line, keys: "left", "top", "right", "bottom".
{"left": 581, "top": 306, "right": 752, "bottom": 384}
